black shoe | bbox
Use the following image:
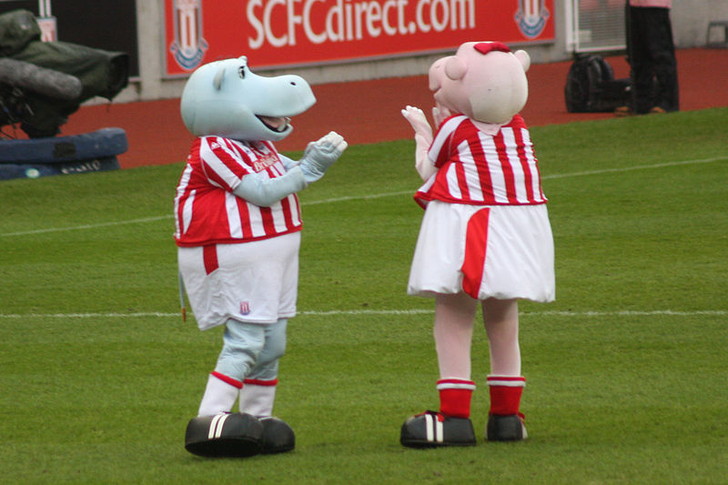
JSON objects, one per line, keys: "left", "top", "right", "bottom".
{"left": 185, "top": 412, "right": 263, "bottom": 458}
{"left": 259, "top": 417, "right": 295, "bottom": 454}
{"left": 400, "top": 411, "right": 476, "bottom": 448}
{"left": 486, "top": 414, "right": 527, "bottom": 442}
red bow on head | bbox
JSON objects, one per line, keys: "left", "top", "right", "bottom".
{"left": 473, "top": 42, "right": 511, "bottom": 55}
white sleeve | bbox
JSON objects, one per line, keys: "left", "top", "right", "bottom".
{"left": 414, "top": 134, "right": 437, "bottom": 181}
{"left": 232, "top": 165, "right": 308, "bottom": 207}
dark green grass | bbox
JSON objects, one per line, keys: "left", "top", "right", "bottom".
{"left": 1, "top": 108, "right": 727, "bottom": 483}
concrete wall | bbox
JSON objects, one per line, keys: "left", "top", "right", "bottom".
{"left": 673, "top": 0, "right": 728, "bottom": 47}
{"left": 111, "top": 0, "right": 722, "bottom": 104}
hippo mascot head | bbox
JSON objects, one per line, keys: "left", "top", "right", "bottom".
{"left": 180, "top": 56, "right": 316, "bottom": 142}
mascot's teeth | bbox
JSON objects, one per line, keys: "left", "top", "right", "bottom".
{"left": 258, "top": 115, "right": 289, "bottom": 132}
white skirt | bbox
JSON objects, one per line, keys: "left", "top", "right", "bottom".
{"left": 408, "top": 201, "right": 555, "bottom": 302}
{"left": 179, "top": 232, "right": 300, "bottom": 330}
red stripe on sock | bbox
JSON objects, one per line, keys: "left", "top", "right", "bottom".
{"left": 211, "top": 371, "right": 242, "bottom": 389}
{"left": 243, "top": 378, "right": 279, "bottom": 387}
{"left": 437, "top": 378, "right": 476, "bottom": 390}
{"left": 487, "top": 375, "right": 526, "bottom": 387}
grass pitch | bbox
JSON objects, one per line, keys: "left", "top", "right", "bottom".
{"left": 1, "top": 108, "right": 727, "bottom": 483}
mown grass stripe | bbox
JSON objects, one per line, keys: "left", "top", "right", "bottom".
{"left": 1, "top": 156, "right": 725, "bottom": 238}
{"left": 1, "top": 309, "right": 725, "bottom": 319}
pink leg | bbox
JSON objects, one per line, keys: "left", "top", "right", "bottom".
{"left": 482, "top": 298, "right": 521, "bottom": 376}
{"left": 433, "top": 292, "right": 478, "bottom": 417}
{"left": 433, "top": 292, "right": 477, "bottom": 379}
{"left": 482, "top": 299, "right": 526, "bottom": 420}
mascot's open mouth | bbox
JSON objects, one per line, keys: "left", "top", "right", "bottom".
{"left": 257, "top": 115, "right": 290, "bottom": 133}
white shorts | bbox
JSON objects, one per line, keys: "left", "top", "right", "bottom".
{"left": 178, "top": 232, "right": 300, "bottom": 330}
{"left": 408, "top": 201, "right": 555, "bottom": 303}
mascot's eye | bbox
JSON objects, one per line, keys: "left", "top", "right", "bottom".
{"left": 238, "top": 66, "right": 246, "bottom": 79}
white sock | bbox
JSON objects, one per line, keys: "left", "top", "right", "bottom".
{"left": 239, "top": 379, "right": 278, "bottom": 417}
{"left": 197, "top": 372, "right": 242, "bottom": 417}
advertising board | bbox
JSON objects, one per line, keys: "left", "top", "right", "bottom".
{"left": 165, "top": 0, "right": 554, "bottom": 75}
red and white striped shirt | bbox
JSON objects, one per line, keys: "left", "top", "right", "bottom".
{"left": 174, "top": 136, "right": 302, "bottom": 247}
{"left": 415, "top": 115, "right": 547, "bottom": 208}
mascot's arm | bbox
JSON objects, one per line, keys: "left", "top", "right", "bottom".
{"left": 233, "top": 131, "right": 347, "bottom": 206}
{"left": 299, "top": 131, "right": 348, "bottom": 183}
{"left": 232, "top": 167, "right": 307, "bottom": 207}
{"left": 279, "top": 154, "right": 299, "bottom": 170}
{"left": 401, "top": 106, "right": 437, "bottom": 181}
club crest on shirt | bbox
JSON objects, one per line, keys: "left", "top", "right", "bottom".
{"left": 239, "top": 301, "right": 251, "bottom": 315}
{"left": 515, "top": 0, "right": 550, "bottom": 39}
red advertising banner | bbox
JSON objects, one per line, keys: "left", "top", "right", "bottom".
{"left": 165, "top": 0, "right": 554, "bottom": 76}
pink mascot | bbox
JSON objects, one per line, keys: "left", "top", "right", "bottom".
{"left": 400, "top": 41, "right": 555, "bottom": 447}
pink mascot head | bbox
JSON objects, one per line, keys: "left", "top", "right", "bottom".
{"left": 429, "top": 41, "right": 531, "bottom": 129}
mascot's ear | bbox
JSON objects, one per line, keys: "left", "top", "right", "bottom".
{"left": 514, "top": 50, "right": 531, "bottom": 73}
{"left": 213, "top": 66, "right": 225, "bottom": 91}
{"left": 444, "top": 56, "right": 467, "bottom": 81}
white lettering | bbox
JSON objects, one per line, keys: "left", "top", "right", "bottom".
{"left": 397, "top": 0, "right": 409, "bottom": 34}
{"left": 366, "top": 1, "right": 382, "bottom": 38}
{"left": 431, "top": 0, "right": 448, "bottom": 32}
{"left": 288, "top": 0, "right": 303, "bottom": 45}
{"left": 327, "top": 0, "right": 344, "bottom": 42}
{"left": 416, "top": 0, "right": 430, "bottom": 33}
{"left": 382, "top": 0, "right": 396, "bottom": 36}
{"left": 354, "top": 2, "right": 366, "bottom": 39}
{"left": 247, "top": 0, "right": 265, "bottom": 49}
{"left": 450, "top": 0, "right": 474, "bottom": 29}
{"left": 60, "top": 160, "right": 102, "bottom": 174}
{"left": 265, "top": 0, "right": 288, "bottom": 47}
{"left": 245, "top": 0, "right": 476, "bottom": 49}
{"left": 303, "top": 0, "right": 326, "bottom": 44}
{"left": 345, "top": 0, "right": 354, "bottom": 40}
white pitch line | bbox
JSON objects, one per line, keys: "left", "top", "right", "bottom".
{"left": 0, "top": 309, "right": 725, "bottom": 319}
{"left": 304, "top": 190, "right": 413, "bottom": 206}
{"left": 531, "top": 310, "right": 728, "bottom": 317}
{"left": 0, "top": 215, "right": 171, "bottom": 237}
{"left": 541, "top": 156, "right": 727, "bottom": 180}
{"left": 1, "top": 156, "right": 726, "bottom": 238}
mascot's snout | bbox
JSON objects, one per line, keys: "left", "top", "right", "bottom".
{"left": 180, "top": 56, "right": 316, "bottom": 142}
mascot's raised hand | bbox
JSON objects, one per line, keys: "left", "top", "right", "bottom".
{"left": 299, "top": 131, "right": 348, "bottom": 183}
{"left": 401, "top": 105, "right": 433, "bottom": 143}
{"left": 401, "top": 105, "right": 437, "bottom": 181}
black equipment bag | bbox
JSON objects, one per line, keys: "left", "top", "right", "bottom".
{"left": 0, "top": 9, "right": 129, "bottom": 138}
{"left": 0, "top": 9, "right": 40, "bottom": 56}
{"left": 564, "top": 54, "right": 631, "bottom": 113}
